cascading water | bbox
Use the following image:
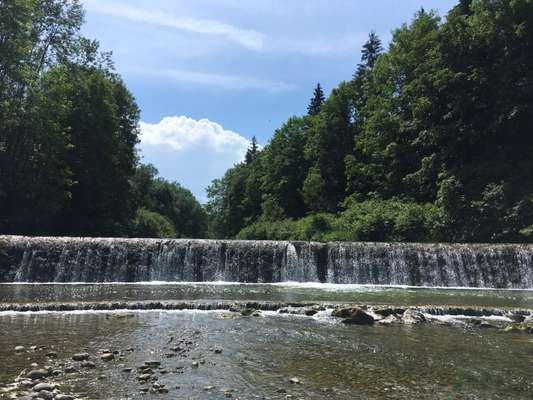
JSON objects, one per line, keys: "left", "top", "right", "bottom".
{"left": 1, "top": 235, "right": 533, "bottom": 288}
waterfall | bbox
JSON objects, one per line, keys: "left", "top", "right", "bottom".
{"left": 1, "top": 235, "right": 533, "bottom": 288}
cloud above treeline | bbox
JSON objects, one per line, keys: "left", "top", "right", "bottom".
{"left": 138, "top": 116, "right": 255, "bottom": 202}
{"left": 140, "top": 116, "right": 251, "bottom": 158}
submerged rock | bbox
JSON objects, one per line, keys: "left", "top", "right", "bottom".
{"left": 26, "top": 370, "right": 49, "bottom": 380}
{"left": 332, "top": 307, "right": 374, "bottom": 325}
{"left": 101, "top": 353, "right": 114, "bottom": 361}
{"left": 72, "top": 352, "right": 89, "bottom": 361}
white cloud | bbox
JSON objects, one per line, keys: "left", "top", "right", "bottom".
{"left": 140, "top": 116, "right": 251, "bottom": 158}
{"left": 84, "top": 0, "right": 264, "bottom": 50}
{"left": 138, "top": 116, "right": 258, "bottom": 202}
{"left": 129, "top": 68, "right": 293, "bottom": 92}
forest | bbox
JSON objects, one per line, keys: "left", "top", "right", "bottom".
{"left": 206, "top": 0, "right": 533, "bottom": 243}
{"left": 1, "top": 0, "right": 532, "bottom": 243}
{"left": 0, "top": 0, "right": 207, "bottom": 238}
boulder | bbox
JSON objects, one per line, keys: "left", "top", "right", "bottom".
{"left": 332, "top": 307, "right": 374, "bottom": 325}
{"left": 402, "top": 308, "right": 427, "bottom": 324}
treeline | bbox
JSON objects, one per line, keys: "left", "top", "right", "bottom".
{"left": 207, "top": 0, "right": 533, "bottom": 243}
{"left": 0, "top": 0, "right": 207, "bottom": 238}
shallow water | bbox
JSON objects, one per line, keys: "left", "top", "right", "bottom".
{"left": 2, "top": 282, "right": 533, "bottom": 308}
{"left": 1, "top": 310, "right": 532, "bottom": 399}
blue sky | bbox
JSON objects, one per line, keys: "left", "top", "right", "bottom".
{"left": 81, "top": 0, "right": 457, "bottom": 202}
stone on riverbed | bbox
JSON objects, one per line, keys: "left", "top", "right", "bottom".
{"left": 15, "top": 346, "right": 25, "bottom": 353}
{"left": 80, "top": 361, "right": 96, "bottom": 369}
{"left": 332, "top": 307, "right": 374, "bottom": 325}
{"left": 56, "top": 395, "right": 75, "bottom": 400}
{"left": 36, "top": 389, "right": 54, "bottom": 400}
{"left": 72, "top": 353, "right": 90, "bottom": 361}
{"left": 402, "top": 308, "right": 427, "bottom": 324}
{"left": 26, "top": 370, "right": 49, "bottom": 380}
{"left": 33, "top": 383, "right": 55, "bottom": 392}
{"left": 101, "top": 353, "right": 114, "bottom": 361}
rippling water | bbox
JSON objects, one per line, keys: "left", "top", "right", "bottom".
{"left": 1, "top": 283, "right": 533, "bottom": 399}
{"left": 2, "top": 282, "right": 533, "bottom": 308}
{"left": 1, "top": 311, "right": 532, "bottom": 399}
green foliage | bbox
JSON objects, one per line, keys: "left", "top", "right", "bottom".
{"left": 130, "top": 165, "right": 207, "bottom": 238}
{"left": 132, "top": 208, "right": 176, "bottom": 239}
{"left": 208, "top": 0, "right": 533, "bottom": 243}
{"left": 307, "top": 83, "right": 325, "bottom": 116}
{"left": 0, "top": 0, "right": 205, "bottom": 238}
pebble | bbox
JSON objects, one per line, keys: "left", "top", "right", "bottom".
{"left": 72, "top": 352, "right": 90, "bottom": 361}
{"left": 33, "top": 383, "right": 54, "bottom": 392}
{"left": 36, "top": 389, "right": 54, "bottom": 400}
{"left": 15, "top": 346, "right": 25, "bottom": 353}
{"left": 26, "top": 370, "right": 49, "bottom": 380}
{"left": 289, "top": 377, "right": 301, "bottom": 384}
{"left": 101, "top": 353, "right": 114, "bottom": 361}
{"left": 80, "top": 361, "right": 96, "bottom": 369}
{"left": 46, "top": 351, "right": 58, "bottom": 359}
{"left": 64, "top": 366, "right": 78, "bottom": 374}
{"left": 56, "top": 395, "right": 75, "bottom": 400}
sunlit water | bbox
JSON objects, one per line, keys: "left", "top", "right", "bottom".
{"left": 2, "top": 282, "right": 533, "bottom": 308}
{"left": 1, "top": 311, "right": 533, "bottom": 399}
{"left": 1, "top": 283, "right": 533, "bottom": 399}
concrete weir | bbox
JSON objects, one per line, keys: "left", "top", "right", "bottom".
{"left": 1, "top": 236, "right": 532, "bottom": 288}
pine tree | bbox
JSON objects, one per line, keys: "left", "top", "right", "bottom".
{"left": 360, "top": 31, "right": 383, "bottom": 72}
{"left": 245, "top": 136, "right": 259, "bottom": 164}
{"left": 307, "top": 83, "right": 325, "bottom": 116}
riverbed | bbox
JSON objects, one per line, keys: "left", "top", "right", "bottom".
{"left": 1, "top": 283, "right": 533, "bottom": 399}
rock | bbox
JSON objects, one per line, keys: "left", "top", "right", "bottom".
{"left": 378, "top": 314, "right": 402, "bottom": 324}
{"left": 72, "top": 353, "right": 89, "bottom": 361}
{"left": 402, "top": 308, "right": 427, "bottom": 324}
{"left": 289, "top": 377, "right": 301, "bottom": 384}
{"left": 101, "top": 353, "right": 114, "bottom": 361}
{"left": 333, "top": 308, "right": 374, "bottom": 325}
{"left": 213, "top": 348, "right": 223, "bottom": 354}
{"left": 56, "top": 395, "right": 75, "bottom": 400}
{"left": 192, "top": 361, "right": 199, "bottom": 368}
{"left": 80, "top": 361, "right": 96, "bottom": 369}
{"left": 479, "top": 321, "right": 498, "bottom": 329}
{"left": 20, "top": 380, "right": 36, "bottom": 388}
{"left": 121, "top": 368, "right": 132, "bottom": 373}
{"left": 204, "top": 385, "right": 215, "bottom": 391}
{"left": 241, "top": 308, "right": 256, "bottom": 316}
{"left": 305, "top": 309, "right": 319, "bottom": 316}
{"left": 45, "top": 352, "right": 58, "bottom": 359}
{"left": 36, "top": 390, "right": 54, "bottom": 400}
{"left": 64, "top": 366, "right": 78, "bottom": 374}
{"left": 137, "top": 374, "right": 153, "bottom": 382}
{"left": 144, "top": 360, "right": 160, "bottom": 367}
{"left": 15, "top": 346, "right": 25, "bottom": 353}
{"left": 33, "top": 383, "right": 54, "bottom": 392}
{"left": 157, "top": 388, "right": 169, "bottom": 394}
{"left": 373, "top": 307, "right": 406, "bottom": 317}
{"left": 26, "top": 370, "right": 49, "bottom": 380}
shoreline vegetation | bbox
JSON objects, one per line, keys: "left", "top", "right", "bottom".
{"left": 1, "top": 0, "right": 532, "bottom": 244}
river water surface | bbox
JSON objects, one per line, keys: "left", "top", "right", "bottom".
{"left": 1, "top": 283, "right": 533, "bottom": 399}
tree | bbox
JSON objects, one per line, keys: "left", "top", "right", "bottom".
{"left": 305, "top": 82, "right": 355, "bottom": 212}
{"left": 131, "top": 165, "right": 208, "bottom": 238}
{"left": 307, "top": 83, "right": 326, "bottom": 116}
{"left": 245, "top": 136, "right": 259, "bottom": 164}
